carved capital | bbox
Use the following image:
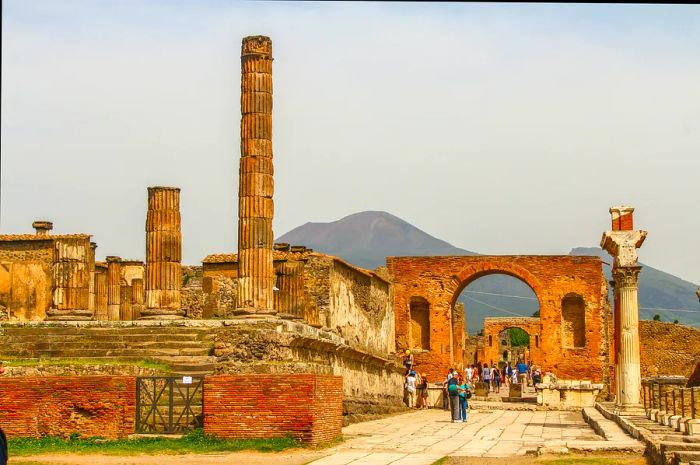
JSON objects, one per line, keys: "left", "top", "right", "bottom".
{"left": 613, "top": 266, "right": 641, "bottom": 288}
{"left": 242, "top": 35, "right": 272, "bottom": 57}
{"left": 600, "top": 230, "right": 647, "bottom": 267}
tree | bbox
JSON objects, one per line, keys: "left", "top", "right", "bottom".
{"left": 532, "top": 310, "right": 540, "bottom": 318}
{"left": 653, "top": 314, "right": 661, "bottom": 321}
{"left": 509, "top": 328, "right": 530, "bottom": 347}
{"left": 674, "top": 319, "right": 679, "bottom": 324}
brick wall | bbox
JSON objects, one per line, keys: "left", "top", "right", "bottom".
{"left": 387, "top": 255, "right": 611, "bottom": 385}
{"left": 640, "top": 320, "right": 700, "bottom": 380}
{"left": 0, "top": 376, "right": 135, "bottom": 439}
{"left": 204, "top": 374, "right": 342, "bottom": 445}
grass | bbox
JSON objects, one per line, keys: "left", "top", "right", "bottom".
{"left": 9, "top": 429, "right": 301, "bottom": 456}
{"left": 2, "top": 357, "right": 171, "bottom": 372}
{"left": 430, "top": 458, "right": 449, "bottom": 465}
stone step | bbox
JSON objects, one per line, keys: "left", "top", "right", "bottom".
{"left": 1, "top": 327, "right": 215, "bottom": 336}
{"left": 4, "top": 341, "right": 211, "bottom": 351}
{"left": 671, "top": 451, "right": 700, "bottom": 465}
{"left": 1, "top": 333, "right": 209, "bottom": 342}
{"left": 9, "top": 347, "right": 212, "bottom": 358}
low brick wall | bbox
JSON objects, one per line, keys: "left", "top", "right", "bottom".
{"left": 0, "top": 376, "right": 135, "bottom": 439}
{"left": 204, "top": 374, "right": 343, "bottom": 445}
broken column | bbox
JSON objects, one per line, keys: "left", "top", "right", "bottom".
{"left": 45, "top": 235, "right": 92, "bottom": 320}
{"left": 106, "top": 256, "right": 121, "bottom": 321}
{"left": 88, "top": 242, "right": 97, "bottom": 316}
{"left": 94, "top": 263, "right": 108, "bottom": 321}
{"left": 601, "top": 206, "right": 647, "bottom": 411}
{"left": 120, "top": 285, "right": 133, "bottom": 321}
{"left": 141, "top": 186, "right": 185, "bottom": 319}
{"left": 32, "top": 221, "right": 53, "bottom": 236}
{"left": 235, "top": 35, "right": 276, "bottom": 315}
{"left": 273, "top": 244, "right": 305, "bottom": 319}
{"left": 132, "top": 278, "right": 144, "bottom": 320}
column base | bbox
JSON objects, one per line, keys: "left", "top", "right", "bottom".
{"left": 138, "top": 308, "right": 187, "bottom": 320}
{"left": 614, "top": 403, "right": 645, "bottom": 416}
{"left": 45, "top": 309, "right": 93, "bottom": 321}
{"left": 277, "top": 312, "right": 304, "bottom": 320}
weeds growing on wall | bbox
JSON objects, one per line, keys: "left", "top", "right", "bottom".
{"left": 9, "top": 428, "right": 301, "bottom": 456}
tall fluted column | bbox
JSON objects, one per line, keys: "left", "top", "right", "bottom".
{"left": 601, "top": 205, "right": 647, "bottom": 411}
{"left": 132, "top": 278, "right": 144, "bottom": 320}
{"left": 95, "top": 264, "right": 108, "bottom": 321}
{"left": 46, "top": 236, "right": 92, "bottom": 320}
{"left": 235, "top": 35, "right": 275, "bottom": 315}
{"left": 141, "top": 186, "right": 185, "bottom": 319}
{"left": 614, "top": 266, "right": 642, "bottom": 406}
{"left": 106, "top": 256, "right": 121, "bottom": 321}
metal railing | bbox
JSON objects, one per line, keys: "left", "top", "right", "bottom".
{"left": 642, "top": 379, "right": 699, "bottom": 420}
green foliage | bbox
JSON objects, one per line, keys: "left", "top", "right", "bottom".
{"left": 9, "top": 428, "right": 302, "bottom": 456}
{"left": 429, "top": 458, "right": 448, "bottom": 465}
{"left": 653, "top": 314, "right": 661, "bottom": 321}
{"left": 532, "top": 310, "right": 540, "bottom": 317}
{"left": 509, "top": 328, "right": 530, "bottom": 347}
{"left": 3, "top": 357, "right": 171, "bottom": 373}
{"left": 674, "top": 319, "right": 679, "bottom": 324}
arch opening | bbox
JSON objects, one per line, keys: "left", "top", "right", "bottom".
{"left": 409, "top": 296, "right": 430, "bottom": 350}
{"left": 562, "top": 293, "right": 586, "bottom": 348}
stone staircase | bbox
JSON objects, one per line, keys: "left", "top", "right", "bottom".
{"left": 0, "top": 325, "right": 218, "bottom": 376}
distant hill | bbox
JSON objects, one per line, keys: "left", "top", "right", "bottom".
{"left": 277, "top": 211, "right": 700, "bottom": 332}
{"left": 571, "top": 247, "right": 700, "bottom": 328}
{"left": 277, "top": 211, "right": 477, "bottom": 269}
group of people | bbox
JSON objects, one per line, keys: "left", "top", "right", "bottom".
{"left": 443, "top": 367, "right": 472, "bottom": 422}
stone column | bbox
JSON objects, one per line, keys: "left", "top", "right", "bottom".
{"left": 95, "top": 264, "right": 108, "bottom": 321}
{"left": 235, "top": 35, "right": 275, "bottom": 315}
{"left": 106, "top": 256, "right": 121, "bottom": 321}
{"left": 120, "top": 285, "right": 133, "bottom": 321}
{"left": 46, "top": 236, "right": 92, "bottom": 320}
{"left": 88, "top": 242, "right": 97, "bottom": 316}
{"left": 132, "top": 278, "right": 144, "bottom": 320}
{"left": 141, "top": 186, "right": 185, "bottom": 319}
{"left": 601, "top": 206, "right": 648, "bottom": 411}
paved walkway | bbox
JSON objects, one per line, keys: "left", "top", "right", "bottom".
{"left": 309, "top": 408, "right": 644, "bottom": 465}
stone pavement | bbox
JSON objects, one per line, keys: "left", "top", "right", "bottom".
{"left": 309, "top": 408, "right": 644, "bottom": 465}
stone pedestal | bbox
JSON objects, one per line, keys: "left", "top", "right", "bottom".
{"left": 45, "top": 237, "right": 93, "bottom": 321}
{"left": 106, "top": 256, "right": 121, "bottom": 321}
{"left": 142, "top": 187, "right": 185, "bottom": 320}
{"left": 235, "top": 35, "right": 276, "bottom": 316}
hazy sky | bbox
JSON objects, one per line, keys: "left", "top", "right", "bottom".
{"left": 2, "top": 1, "right": 699, "bottom": 284}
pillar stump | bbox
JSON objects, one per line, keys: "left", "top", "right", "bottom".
{"left": 106, "top": 256, "right": 121, "bottom": 321}
{"left": 141, "top": 186, "right": 186, "bottom": 319}
{"left": 45, "top": 236, "right": 93, "bottom": 320}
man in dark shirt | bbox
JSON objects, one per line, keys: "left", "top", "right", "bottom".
{"left": 0, "top": 360, "right": 7, "bottom": 465}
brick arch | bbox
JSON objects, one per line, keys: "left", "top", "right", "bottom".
{"left": 448, "top": 261, "right": 544, "bottom": 309}
{"left": 482, "top": 317, "right": 542, "bottom": 367}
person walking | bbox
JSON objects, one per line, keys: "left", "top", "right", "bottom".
{"left": 492, "top": 364, "right": 502, "bottom": 394}
{"left": 465, "top": 364, "right": 473, "bottom": 384}
{"left": 405, "top": 370, "right": 417, "bottom": 408}
{"left": 504, "top": 362, "right": 512, "bottom": 388}
{"left": 443, "top": 368, "right": 454, "bottom": 411}
{"left": 517, "top": 359, "right": 529, "bottom": 387}
{"left": 419, "top": 373, "right": 429, "bottom": 409}
{"left": 403, "top": 350, "right": 414, "bottom": 375}
{"left": 482, "top": 363, "right": 492, "bottom": 392}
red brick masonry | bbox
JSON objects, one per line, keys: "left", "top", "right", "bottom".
{"left": 0, "top": 376, "right": 135, "bottom": 439}
{"left": 204, "top": 374, "right": 343, "bottom": 445}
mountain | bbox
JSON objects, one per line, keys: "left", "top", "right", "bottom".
{"left": 277, "top": 211, "right": 699, "bottom": 332}
{"left": 570, "top": 247, "right": 700, "bottom": 328}
{"left": 277, "top": 211, "right": 477, "bottom": 270}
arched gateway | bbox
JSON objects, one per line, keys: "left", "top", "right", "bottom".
{"left": 386, "top": 255, "right": 611, "bottom": 386}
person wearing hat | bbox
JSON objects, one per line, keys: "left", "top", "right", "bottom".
{"left": 402, "top": 349, "right": 414, "bottom": 375}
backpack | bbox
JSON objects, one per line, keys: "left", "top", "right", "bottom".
{"left": 465, "top": 389, "right": 472, "bottom": 399}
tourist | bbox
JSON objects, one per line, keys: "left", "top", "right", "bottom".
{"left": 511, "top": 365, "right": 518, "bottom": 385}
{"left": 492, "top": 364, "right": 501, "bottom": 394}
{"left": 482, "top": 363, "right": 492, "bottom": 392}
{"left": 458, "top": 373, "right": 471, "bottom": 422}
{"left": 533, "top": 367, "right": 542, "bottom": 385}
{"left": 405, "top": 370, "right": 417, "bottom": 408}
{"left": 471, "top": 364, "right": 480, "bottom": 384}
{"left": 504, "top": 362, "right": 512, "bottom": 388}
{"left": 443, "top": 368, "right": 455, "bottom": 410}
{"left": 419, "top": 373, "right": 429, "bottom": 409}
{"left": 465, "top": 364, "right": 473, "bottom": 383}
{"left": 446, "top": 371, "right": 461, "bottom": 422}
{"left": 403, "top": 350, "right": 414, "bottom": 375}
{"left": 517, "top": 359, "right": 529, "bottom": 387}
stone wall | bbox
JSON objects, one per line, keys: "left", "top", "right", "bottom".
{"left": 387, "top": 255, "right": 611, "bottom": 385}
{"left": 0, "top": 240, "right": 54, "bottom": 321}
{"left": 182, "top": 265, "right": 204, "bottom": 318}
{"left": 640, "top": 320, "right": 700, "bottom": 379}
{"left": 211, "top": 318, "right": 406, "bottom": 424}
{"left": 204, "top": 374, "right": 342, "bottom": 445}
{"left": 0, "top": 376, "right": 135, "bottom": 439}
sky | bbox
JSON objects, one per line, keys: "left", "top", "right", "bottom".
{"left": 2, "top": 1, "right": 699, "bottom": 285}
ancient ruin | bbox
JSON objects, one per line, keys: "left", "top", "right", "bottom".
{"left": 1, "top": 34, "right": 698, "bottom": 462}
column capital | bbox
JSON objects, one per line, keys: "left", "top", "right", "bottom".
{"left": 613, "top": 266, "right": 641, "bottom": 289}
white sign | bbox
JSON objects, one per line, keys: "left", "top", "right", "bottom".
{"left": 182, "top": 376, "right": 193, "bottom": 385}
